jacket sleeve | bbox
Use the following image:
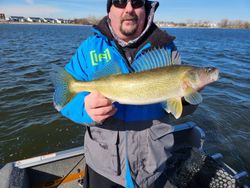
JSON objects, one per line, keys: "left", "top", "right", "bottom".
{"left": 60, "top": 43, "right": 94, "bottom": 125}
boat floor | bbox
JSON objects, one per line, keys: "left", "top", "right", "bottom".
{"left": 28, "top": 155, "right": 85, "bottom": 188}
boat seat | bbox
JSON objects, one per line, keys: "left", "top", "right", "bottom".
{"left": 172, "top": 121, "right": 205, "bottom": 150}
{"left": 0, "top": 163, "right": 29, "bottom": 188}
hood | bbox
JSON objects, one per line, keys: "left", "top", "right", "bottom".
{"left": 93, "top": 1, "right": 160, "bottom": 46}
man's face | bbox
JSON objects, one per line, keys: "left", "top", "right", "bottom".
{"left": 108, "top": 0, "right": 146, "bottom": 42}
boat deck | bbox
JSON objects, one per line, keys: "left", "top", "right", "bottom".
{"left": 0, "top": 122, "right": 248, "bottom": 187}
{"left": 29, "top": 154, "right": 85, "bottom": 188}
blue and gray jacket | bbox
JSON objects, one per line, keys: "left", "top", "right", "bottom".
{"left": 60, "top": 1, "right": 183, "bottom": 187}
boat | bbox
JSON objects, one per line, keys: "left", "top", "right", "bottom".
{"left": 0, "top": 122, "right": 248, "bottom": 187}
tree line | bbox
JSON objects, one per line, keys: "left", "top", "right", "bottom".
{"left": 73, "top": 16, "right": 100, "bottom": 25}
{"left": 156, "top": 19, "right": 250, "bottom": 29}
{"left": 72, "top": 17, "right": 250, "bottom": 29}
{"left": 218, "top": 19, "right": 250, "bottom": 29}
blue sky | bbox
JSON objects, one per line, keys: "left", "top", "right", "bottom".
{"left": 1, "top": 0, "right": 250, "bottom": 22}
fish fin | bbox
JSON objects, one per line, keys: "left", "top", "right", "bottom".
{"left": 50, "top": 64, "right": 77, "bottom": 111}
{"left": 183, "top": 87, "right": 203, "bottom": 105}
{"left": 162, "top": 98, "right": 183, "bottom": 119}
{"left": 161, "top": 102, "right": 170, "bottom": 113}
{"left": 132, "top": 48, "right": 174, "bottom": 72}
{"left": 91, "top": 61, "right": 123, "bottom": 80}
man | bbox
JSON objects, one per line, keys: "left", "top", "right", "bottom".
{"left": 60, "top": 0, "right": 196, "bottom": 187}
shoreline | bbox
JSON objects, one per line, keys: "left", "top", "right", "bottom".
{"left": 1, "top": 21, "right": 249, "bottom": 30}
{"left": 0, "top": 21, "right": 89, "bottom": 27}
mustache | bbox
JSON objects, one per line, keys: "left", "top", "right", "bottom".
{"left": 121, "top": 14, "right": 138, "bottom": 22}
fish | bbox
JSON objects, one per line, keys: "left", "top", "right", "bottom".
{"left": 51, "top": 48, "right": 219, "bottom": 119}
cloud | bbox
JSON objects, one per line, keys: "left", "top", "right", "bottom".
{"left": 2, "top": 5, "right": 63, "bottom": 18}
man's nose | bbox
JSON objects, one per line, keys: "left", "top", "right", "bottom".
{"left": 124, "top": 2, "right": 134, "bottom": 12}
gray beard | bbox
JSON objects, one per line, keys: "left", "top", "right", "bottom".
{"left": 120, "top": 13, "right": 138, "bottom": 36}
{"left": 120, "top": 23, "right": 138, "bottom": 36}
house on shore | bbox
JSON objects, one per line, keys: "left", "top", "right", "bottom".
{"left": 9, "top": 16, "right": 25, "bottom": 22}
{"left": 27, "top": 17, "right": 42, "bottom": 23}
{"left": 4, "top": 15, "right": 74, "bottom": 24}
{"left": 0, "top": 13, "right": 6, "bottom": 21}
{"left": 44, "top": 18, "right": 56, "bottom": 23}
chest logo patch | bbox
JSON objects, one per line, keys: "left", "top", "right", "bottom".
{"left": 90, "top": 48, "right": 111, "bottom": 66}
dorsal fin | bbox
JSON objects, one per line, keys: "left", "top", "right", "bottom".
{"left": 132, "top": 48, "right": 174, "bottom": 72}
{"left": 91, "top": 61, "right": 123, "bottom": 80}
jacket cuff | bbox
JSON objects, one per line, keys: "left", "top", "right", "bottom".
{"left": 60, "top": 92, "right": 95, "bottom": 125}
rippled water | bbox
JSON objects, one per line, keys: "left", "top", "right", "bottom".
{"left": 0, "top": 24, "right": 250, "bottom": 183}
{"left": 0, "top": 24, "right": 92, "bottom": 162}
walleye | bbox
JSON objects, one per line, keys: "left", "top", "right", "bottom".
{"left": 51, "top": 49, "right": 219, "bottom": 119}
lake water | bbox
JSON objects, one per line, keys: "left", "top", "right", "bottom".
{"left": 0, "top": 24, "right": 250, "bottom": 184}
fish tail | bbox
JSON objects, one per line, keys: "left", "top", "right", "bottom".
{"left": 50, "top": 64, "right": 76, "bottom": 111}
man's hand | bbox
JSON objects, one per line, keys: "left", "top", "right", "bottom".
{"left": 84, "top": 91, "right": 117, "bottom": 123}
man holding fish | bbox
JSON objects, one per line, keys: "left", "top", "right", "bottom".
{"left": 52, "top": 0, "right": 219, "bottom": 187}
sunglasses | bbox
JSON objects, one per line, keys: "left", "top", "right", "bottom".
{"left": 112, "top": 0, "right": 145, "bottom": 9}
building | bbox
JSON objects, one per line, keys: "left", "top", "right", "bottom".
{"left": 54, "top": 19, "right": 62, "bottom": 24}
{"left": 4, "top": 15, "right": 71, "bottom": 24}
{"left": 44, "top": 18, "right": 55, "bottom": 23}
{"left": 9, "top": 16, "right": 25, "bottom": 22}
{"left": 0, "top": 13, "right": 6, "bottom": 20}
{"left": 28, "top": 17, "right": 42, "bottom": 22}
{"left": 58, "top": 19, "right": 65, "bottom": 24}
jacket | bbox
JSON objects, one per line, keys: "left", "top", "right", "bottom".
{"left": 60, "top": 1, "right": 182, "bottom": 187}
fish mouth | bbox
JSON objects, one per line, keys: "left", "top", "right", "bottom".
{"left": 211, "top": 69, "right": 220, "bottom": 81}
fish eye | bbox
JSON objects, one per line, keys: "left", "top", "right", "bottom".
{"left": 206, "top": 67, "right": 214, "bottom": 73}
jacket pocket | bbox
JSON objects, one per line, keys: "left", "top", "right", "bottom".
{"left": 149, "top": 122, "right": 174, "bottom": 144}
{"left": 144, "top": 123, "right": 174, "bottom": 174}
{"left": 85, "top": 127, "right": 120, "bottom": 176}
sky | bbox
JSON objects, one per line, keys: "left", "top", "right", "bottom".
{"left": 1, "top": 0, "right": 250, "bottom": 23}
